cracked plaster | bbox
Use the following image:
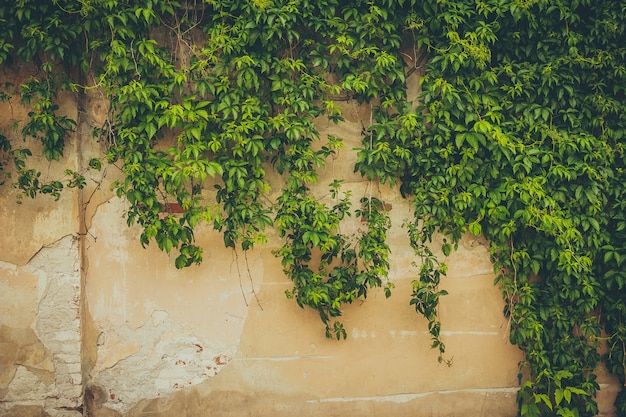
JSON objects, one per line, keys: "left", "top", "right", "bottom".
{"left": 85, "top": 196, "right": 262, "bottom": 414}
{"left": 92, "top": 311, "right": 233, "bottom": 414}
{"left": 1, "top": 236, "right": 83, "bottom": 417}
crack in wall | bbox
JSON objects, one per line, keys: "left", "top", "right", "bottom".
{"left": 306, "top": 387, "right": 521, "bottom": 404}
{"left": 21, "top": 234, "right": 79, "bottom": 271}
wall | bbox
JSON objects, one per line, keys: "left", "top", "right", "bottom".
{"left": 0, "top": 63, "right": 619, "bottom": 417}
{"left": 0, "top": 63, "right": 84, "bottom": 417}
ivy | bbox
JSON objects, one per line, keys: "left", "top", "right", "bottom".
{"left": 355, "top": 0, "right": 625, "bottom": 415}
{"left": 1, "top": 1, "right": 625, "bottom": 416}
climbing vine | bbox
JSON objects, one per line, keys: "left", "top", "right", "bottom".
{"left": 1, "top": 1, "right": 625, "bottom": 415}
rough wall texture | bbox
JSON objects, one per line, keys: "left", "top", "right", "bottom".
{"left": 0, "top": 64, "right": 619, "bottom": 417}
{"left": 1, "top": 63, "right": 84, "bottom": 417}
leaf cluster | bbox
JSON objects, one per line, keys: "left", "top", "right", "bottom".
{"left": 352, "top": 0, "right": 626, "bottom": 415}
{"left": 2, "top": 1, "right": 626, "bottom": 415}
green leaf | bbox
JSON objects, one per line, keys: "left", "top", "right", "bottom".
{"left": 468, "top": 221, "right": 482, "bottom": 236}
{"left": 563, "top": 389, "right": 571, "bottom": 404}
{"left": 175, "top": 254, "right": 189, "bottom": 269}
{"left": 442, "top": 242, "right": 451, "bottom": 256}
{"left": 534, "top": 393, "right": 553, "bottom": 411}
{"left": 555, "top": 389, "right": 564, "bottom": 406}
{"left": 455, "top": 133, "right": 465, "bottom": 148}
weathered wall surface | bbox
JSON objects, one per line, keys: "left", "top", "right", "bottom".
{"left": 0, "top": 65, "right": 619, "bottom": 417}
{"left": 0, "top": 64, "right": 84, "bottom": 417}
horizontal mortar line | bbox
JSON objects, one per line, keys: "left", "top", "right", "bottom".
{"left": 440, "top": 330, "right": 500, "bottom": 336}
{"left": 447, "top": 270, "right": 494, "bottom": 276}
{"left": 307, "top": 387, "right": 520, "bottom": 404}
{"left": 236, "top": 355, "right": 335, "bottom": 361}
{"left": 390, "top": 330, "right": 499, "bottom": 337}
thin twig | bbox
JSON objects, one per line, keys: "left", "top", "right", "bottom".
{"left": 231, "top": 248, "right": 249, "bottom": 307}
{"left": 244, "top": 250, "right": 263, "bottom": 311}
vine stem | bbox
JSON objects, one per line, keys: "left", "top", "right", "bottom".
{"left": 231, "top": 247, "right": 263, "bottom": 310}
{"left": 244, "top": 250, "right": 263, "bottom": 311}
{"left": 368, "top": 108, "right": 373, "bottom": 213}
{"left": 503, "top": 237, "right": 518, "bottom": 341}
{"left": 231, "top": 247, "right": 248, "bottom": 307}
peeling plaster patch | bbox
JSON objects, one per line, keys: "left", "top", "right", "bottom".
{"left": 22, "top": 235, "right": 83, "bottom": 415}
{"left": 3, "top": 366, "right": 56, "bottom": 402}
{"left": 92, "top": 327, "right": 140, "bottom": 371}
{"left": 93, "top": 310, "right": 235, "bottom": 414}
{"left": 23, "top": 235, "right": 79, "bottom": 274}
{"left": 0, "top": 404, "right": 53, "bottom": 417}
{"left": 0, "top": 260, "right": 17, "bottom": 271}
{"left": 0, "top": 326, "right": 55, "bottom": 391}
{"left": 307, "top": 387, "right": 520, "bottom": 404}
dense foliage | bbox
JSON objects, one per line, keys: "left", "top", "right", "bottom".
{"left": 0, "top": 0, "right": 625, "bottom": 415}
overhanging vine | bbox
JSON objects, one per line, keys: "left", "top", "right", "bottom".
{"left": 0, "top": 1, "right": 625, "bottom": 415}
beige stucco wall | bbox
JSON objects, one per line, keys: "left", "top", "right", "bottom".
{"left": 0, "top": 63, "right": 84, "bottom": 417}
{"left": 0, "top": 63, "right": 619, "bottom": 417}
